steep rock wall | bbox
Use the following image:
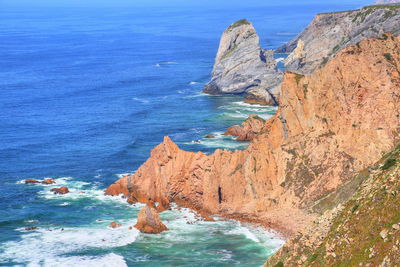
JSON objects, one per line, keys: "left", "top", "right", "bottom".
{"left": 278, "top": 5, "right": 400, "bottom": 74}
{"left": 203, "top": 19, "right": 283, "bottom": 105}
{"left": 106, "top": 35, "right": 400, "bottom": 234}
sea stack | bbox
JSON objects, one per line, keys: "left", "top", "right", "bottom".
{"left": 134, "top": 204, "right": 168, "bottom": 234}
{"left": 204, "top": 19, "right": 282, "bottom": 105}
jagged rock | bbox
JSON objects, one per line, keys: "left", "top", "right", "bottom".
{"left": 25, "top": 179, "right": 39, "bottom": 184}
{"left": 224, "top": 114, "right": 265, "bottom": 141}
{"left": 107, "top": 35, "right": 400, "bottom": 236}
{"left": 24, "top": 226, "right": 37, "bottom": 231}
{"left": 134, "top": 204, "right": 168, "bottom": 234}
{"left": 204, "top": 19, "right": 282, "bottom": 105}
{"left": 42, "top": 178, "right": 55, "bottom": 185}
{"left": 109, "top": 221, "right": 121, "bottom": 228}
{"left": 278, "top": 5, "right": 400, "bottom": 74}
{"left": 51, "top": 187, "right": 69, "bottom": 195}
{"left": 205, "top": 134, "right": 215, "bottom": 139}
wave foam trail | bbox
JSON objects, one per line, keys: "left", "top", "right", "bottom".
{"left": 0, "top": 226, "right": 138, "bottom": 265}
{"left": 27, "top": 253, "right": 128, "bottom": 267}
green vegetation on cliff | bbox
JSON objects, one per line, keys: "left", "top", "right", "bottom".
{"left": 226, "top": 19, "right": 250, "bottom": 32}
{"left": 265, "top": 144, "right": 400, "bottom": 266}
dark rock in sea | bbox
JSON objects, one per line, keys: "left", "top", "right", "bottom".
{"left": 205, "top": 134, "right": 215, "bottom": 139}
{"left": 109, "top": 221, "right": 121, "bottom": 228}
{"left": 25, "top": 226, "right": 37, "bottom": 231}
{"left": 24, "top": 179, "right": 40, "bottom": 184}
{"left": 50, "top": 186, "right": 69, "bottom": 195}
{"left": 42, "top": 178, "right": 55, "bottom": 185}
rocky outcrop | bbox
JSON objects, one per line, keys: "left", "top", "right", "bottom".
{"left": 24, "top": 179, "right": 40, "bottom": 184}
{"left": 204, "top": 19, "right": 283, "bottom": 105}
{"left": 42, "top": 178, "right": 55, "bottom": 185}
{"left": 224, "top": 114, "right": 266, "bottom": 141}
{"left": 107, "top": 35, "right": 400, "bottom": 235}
{"left": 278, "top": 5, "right": 400, "bottom": 74}
{"left": 134, "top": 204, "right": 168, "bottom": 234}
{"left": 51, "top": 187, "right": 69, "bottom": 194}
{"left": 265, "top": 144, "right": 400, "bottom": 266}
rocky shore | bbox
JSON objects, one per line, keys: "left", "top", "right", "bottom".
{"left": 106, "top": 34, "right": 400, "bottom": 243}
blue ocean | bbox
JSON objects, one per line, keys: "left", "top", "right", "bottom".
{"left": 0, "top": 0, "right": 369, "bottom": 266}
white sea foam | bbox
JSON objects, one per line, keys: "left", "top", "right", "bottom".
{"left": 189, "top": 81, "right": 199, "bottom": 85}
{"left": 155, "top": 61, "right": 178, "bottom": 67}
{"left": 181, "top": 131, "right": 248, "bottom": 150}
{"left": 132, "top": 97, "right": 150, "bottom": 104}
{"left": 16, "top": 177, "right": 74, "bottom": 187}
{"left": 26, "top": 253, "right": 128, "bottom": 267}
{"left": 276, "top": 57, "right": 285, "bottom": 63}
{"left": 0, "top": 225, "right": 138, "bottom": 266}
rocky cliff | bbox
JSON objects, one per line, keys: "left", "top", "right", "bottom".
{"left": 278, "top": 5, "right": 400, "bottom": 74}
{"left": 106, "top": 34, "right": 400, "bottom": 236}
{"left": 203, "top": 19, "right": 283, "bottom": 105}
{"left": 265, "top": 144, "right": 400, "bottom": 266}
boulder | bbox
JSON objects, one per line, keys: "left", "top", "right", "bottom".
{"left": 24, "top": 179, "right": 40, "bottom": 184}
{"left": 42, "top": 178, "right": 55, "bottom": 185}
{"left": 109, "top": 221, "right": 121, "bottom": 228}
{"left": 51, "top": 187, "right": 69, "bottom": 195}
{"left": 134, "top": 204, "right": 168, "bottom": 234}
{"left": 205, "top": 134, "right": 215, "bottom": 139}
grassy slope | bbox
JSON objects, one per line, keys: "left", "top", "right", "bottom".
{"left": 266, "top": 144, "right": 400, "bottom": 266}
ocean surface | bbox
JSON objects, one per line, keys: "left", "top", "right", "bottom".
{"left": 0, "top": 1, "right": 369, "bottom": 266}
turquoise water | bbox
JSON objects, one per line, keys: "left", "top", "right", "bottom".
{"left": 0, "top": 1, "right": 370, "bottom": 266}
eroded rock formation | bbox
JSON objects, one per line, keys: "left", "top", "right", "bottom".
{"left": 134, "top": 204, "right": 168, "bottom": 234}
{"left": 279, "top": 5, "right": 400, "bottom": 74}
{"left": 224, "top": 114, "right": 266, "bottom": 141}
{"left": 107, "top": 35, "right": 400, "bottom": 235}
{"left": 204, "top": 19, "right": 283, "bottom": 105}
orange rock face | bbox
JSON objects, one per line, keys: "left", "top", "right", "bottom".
{"left": 51, "top": 187, "right": 69, "bottom": 195}
{"left": 106, "top": 35, "right": 400, "bottom": 235}
{"left": 134, "top": 204, "right": 168, "bottom": 234}
{"left": 224, "top": 114, "right": 266, "bottom": 141}
{"left": 42, "top": 178, "right": 55, "bottom": 185}
{"left": 109, "top": 221, "right": 121, "bottom": 228}
{"left": 24, "top": 179, "right": 40, "bottom": 184}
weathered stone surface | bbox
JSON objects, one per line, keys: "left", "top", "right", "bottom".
{"left": 109, "top": 221, "right": 121, "bottom": 228}
{"left": 24, "top": 179, "right": 40, "bottom": 184}
{"left": 224, "top": 114, "right": 266, "bottom": 141}
{"left": 107, "top": 35, "right": 400, "bottom": 235}
{"left": 51, "top": 187, "right": 69, "bottom": 195}
{"left": 278, "top": 5, "right": 400, "bottom": 74}
{"left": 134, "top": 204, "right": 168, "bottom": 234}
{"left": 204, "top": 19, "right": 282, "bottom": 105}
{"left": 42, "top": 178, "right": 55, "bottom": 185}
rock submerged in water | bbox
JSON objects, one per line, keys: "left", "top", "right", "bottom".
{"left": 42, "top": 178, "right": 55, "bottom": 185}
{"left": 24, "top": 179, "right": 40, "bottom": 184}
{"left": 205, "top": 134, "right": 215, "bottom": 139}
{"left": 134, "top": 204, "right": 168, "bottom": 234}
{"left": 51, "top": 186, "right": 69, "bottom": 195}
{"left": 203, "top": 19, "right": 282, "bottom": 105}
{"left": 109, "top": 221, "right": 121, "bottom": 228}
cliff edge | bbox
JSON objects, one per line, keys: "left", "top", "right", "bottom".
{"left": 106, "top": 34, "right": 400, "bottom": 236}
{"left": 278, "top": 5, "right": 400, "bottom": 74}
